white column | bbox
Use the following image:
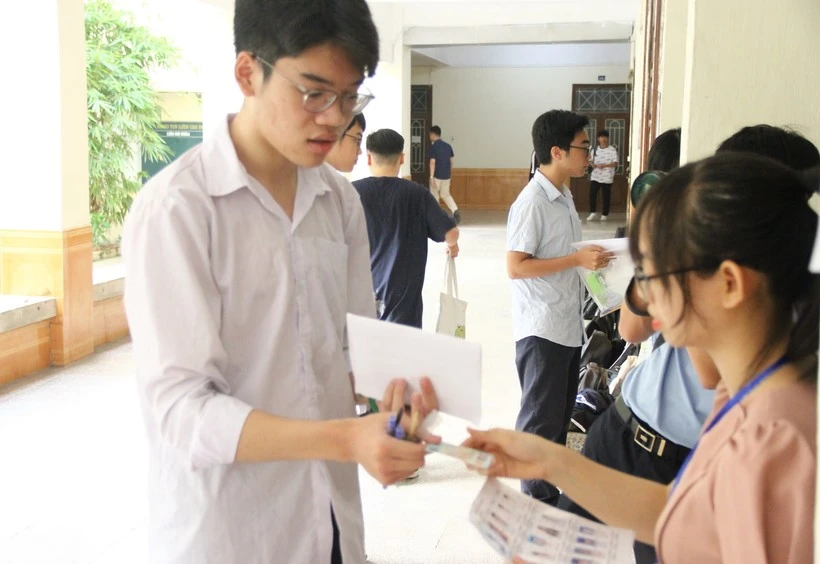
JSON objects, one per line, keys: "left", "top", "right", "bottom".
{"left": 0, "top": 0, "right": 94, "bottom": 366}
{"left": 350, "top": 4, "right": 410, "bottom": 180}
{"left": 657, "top": 0, "right": 688, "bottom": 132}
{"left": 200, "top": 6, "right": 243, "bottom": 140}
{"left": 680, "top": 0, "right": 820, "bottom": 163}
{"left": 627, "top": 0, "right": 648, "bottom": 183}
{"left": 0, "top": 0, "right": 89, "bottom": 231}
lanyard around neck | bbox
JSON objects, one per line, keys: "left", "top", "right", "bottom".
{"left": 671, "top": 354, "right": 788, "bottom": 492}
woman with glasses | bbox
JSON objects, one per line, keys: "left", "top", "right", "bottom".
{"left": 466, "top": 153, "right": 818, "bottom": 563}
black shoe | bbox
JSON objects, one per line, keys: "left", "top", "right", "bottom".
{"left": 453, "top": 210, "right": 461, "bottom": 225}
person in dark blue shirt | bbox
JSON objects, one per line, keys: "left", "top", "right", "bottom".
{"left": 428, "top": 126, "right": 460, "bottom": 224}
{"left": 353, "top": 129, "right": 460, "bottom": 328}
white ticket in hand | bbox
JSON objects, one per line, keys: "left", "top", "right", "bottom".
{"left": 426, "top": 442, "right": 496, "bottom": 470}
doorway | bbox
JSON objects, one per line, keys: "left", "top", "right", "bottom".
{"left": 410, "top": 85, "right": 433, "bottom": 186}
{"left": 569, "top": 84, "right": 632, "bottom": 214}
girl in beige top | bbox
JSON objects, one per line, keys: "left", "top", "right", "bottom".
{"left": 466, "top": 153, "right": 818, "bottom": 563}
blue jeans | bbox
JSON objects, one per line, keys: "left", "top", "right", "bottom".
{"left": 515, "top": 336, "right": 581, "bottom": 503}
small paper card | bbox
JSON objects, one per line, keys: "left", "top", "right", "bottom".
{"left": 425, "top": 442, "right": 496, "bottom": 470}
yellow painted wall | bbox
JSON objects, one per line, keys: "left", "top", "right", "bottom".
{"left": 159, "top": 92, "right": 202, "bottom": 123}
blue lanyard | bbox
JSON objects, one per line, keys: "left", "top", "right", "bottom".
{"left": 671, "top": 354, "right": 788, "bottom": 492}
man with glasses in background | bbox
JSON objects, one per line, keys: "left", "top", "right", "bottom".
{"left": 506, "top": 110, "right": 611, "bottom": 507}
{"left": 122, "top": 1, "right": 433, "bottom": 563}
{"left": 327, "top": 113, "right": 366, "bottom": 173}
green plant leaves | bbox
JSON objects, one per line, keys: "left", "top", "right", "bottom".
{"left": 85, "top": 0, "right": 179, "bottom": 246}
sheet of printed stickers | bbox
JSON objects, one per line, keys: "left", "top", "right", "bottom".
{"left": 470, "top": 479, "right": 635, "bottom": 564}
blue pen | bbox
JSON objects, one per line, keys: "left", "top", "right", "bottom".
{"left": 388, "top": 408, "right": 403, "bottom": 438}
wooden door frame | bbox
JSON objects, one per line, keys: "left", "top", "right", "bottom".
{"left": 570, "top": 84, "right": 632, "bottom": 214}
{"left": 410, "top": 84, "right": 433, "bottom": 186}
{"left": 639, "top": 0, "right": 664, "bottom": 172}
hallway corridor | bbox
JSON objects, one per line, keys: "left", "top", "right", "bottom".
{"left": 0, "top": 210, "right": 623, "bottom": 564}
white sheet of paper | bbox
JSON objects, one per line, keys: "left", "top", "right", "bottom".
{"left": 347, "top": 313, "right": 482, "bottom": 424}
{"left": 572, "top": 237, "right": 630, "bottom": 254}
{"left": 571, "top": 238, "right": 634, "bottom": 315}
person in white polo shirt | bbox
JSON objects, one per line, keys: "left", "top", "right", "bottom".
{"left": 587, "top": 129, "right": 619, "bottom": 221}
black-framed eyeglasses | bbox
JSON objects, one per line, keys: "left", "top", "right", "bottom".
{"left": 254, "top": 55, "right": 374, "bottom": 115}
{"left": 633, "top": 264, "right": 714, "bottom": 299}
{"left": 344, "top": 133, "right": 363, "bottom": 148}
{"left": 569, "top": 144, "right": 591, "bottom": 155}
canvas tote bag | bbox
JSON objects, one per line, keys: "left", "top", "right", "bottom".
{"left": 436, "top": 255, "right": 467, "bottom": 338}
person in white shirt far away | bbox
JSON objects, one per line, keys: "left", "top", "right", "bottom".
{"left": 587, "top": 129, "right": 619, "bottom": 222}
{"left": 121, "top": 1, "right": 438, "bottom": 563}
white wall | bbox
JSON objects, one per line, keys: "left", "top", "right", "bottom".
{"left": 351, "top": 46, "right": 413, "bottom": 181}
{"left": 411, "top": 65, "right": 630, "bottom": 168}
{"left": 657, "top": 0, "right": 687, "bottom": 132}
{"left": 398, "top": 0, "right": 638, "bottom": 28}
{"left": 0, "top": 0, "right": 89, "bottom": 232}
{"left": 628, "top": 0, "right": 647, "bottom": 182}
{"left": 681, "top": 0, "right": 820, "bottom": 163}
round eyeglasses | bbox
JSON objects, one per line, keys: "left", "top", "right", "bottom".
{"left": 633, "top": 264, "right": 715, "bottom": 300}
{"left": 254, "top": 55, "right": 374, "bottom": 116}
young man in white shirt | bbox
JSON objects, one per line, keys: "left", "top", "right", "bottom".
{"left": 122, "top": 1, "right": 434, "bottom": 562}
{"left": 506, "top": 110, "right": 612, "bottom": 506}
{"left": 587, "top": 129, "right": 619, "bottom": 221}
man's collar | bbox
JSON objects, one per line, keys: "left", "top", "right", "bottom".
{"left": 533, "top": 170, "right": 565, "bottom": 201}
{"left": 200, "top": 115, "right": 250, "bottom": 197}
{"left": 201, "top": 114, "right": 330, "bottom": 199}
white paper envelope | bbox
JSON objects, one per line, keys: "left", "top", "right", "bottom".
{"left": 346, "top": 313, "right": 483, "bottom": 424}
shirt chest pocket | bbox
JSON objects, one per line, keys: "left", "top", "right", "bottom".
{"left": 296, "top": 237, "right": 349, "bottom": 337}
{"left": 538, "top": 212, "right": 574, "bottom": 258}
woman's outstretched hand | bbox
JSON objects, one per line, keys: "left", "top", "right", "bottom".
{"left": 463, "top": 428, "right": 559, "bottom": 481}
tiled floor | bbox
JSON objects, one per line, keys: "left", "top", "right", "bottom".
{"left": 0, "top": 210, "right": 625, "bottom": 564}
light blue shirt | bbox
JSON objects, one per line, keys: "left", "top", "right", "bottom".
{"left": 622, "top": 343, "right": 715, "bottom": 448}
{"left": 507, "top": 171, "right": 584, "bottom": 347}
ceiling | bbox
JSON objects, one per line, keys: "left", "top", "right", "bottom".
{"left": 411, "top": 41, "right": 631, "bottom": 69}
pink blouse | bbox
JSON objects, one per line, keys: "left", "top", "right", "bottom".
{"left": 655, "top": 380, "right": 816, "bottom": 563}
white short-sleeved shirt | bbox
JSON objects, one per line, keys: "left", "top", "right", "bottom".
{"left": 507, "top": 171, "right": 584, "bottom": 346}
{"left": 589, "top": 145, "right": 619, "bottom": 184}
{"left": 122, "top": 115, "right": 376, "bottom": 564}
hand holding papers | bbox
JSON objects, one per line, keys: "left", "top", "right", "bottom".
{"left": 346, "top": 314, "right": 483, "bottom": 424}
{"left": 571, "top": 238, "right": 634, "bottom": 316}
{"left": 415, "top": 409, "right": 496, "bottom": 470}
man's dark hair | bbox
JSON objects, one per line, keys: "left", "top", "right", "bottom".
{"left": 532, "top": 110, "right": 590, "bottom": 166}
{"left": 647, "top": 128, "right": 682, "bottom": 172}
{"left": 597, "top": 129, "right": 610, "bottom": 139}
{"left": 430, "top": 126, "right": 442, "bottom": 136}
{"left": 345, "top": 113, "right": 366, "bottom": 134}
{"left": 366, "top": 129, "right": 404, "bottom": 163}
{"left": 234, "top": 0, "right": 379, "bottom": 79}
{"left": 717, "top": 124, "right": 820, "bottom": 171}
